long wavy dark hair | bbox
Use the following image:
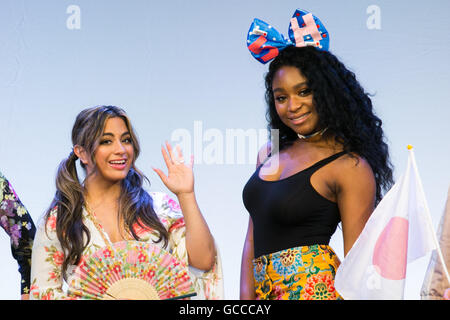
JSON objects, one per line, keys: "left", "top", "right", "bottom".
{"left": 45, "top": 106, "right": 169, "bottom": 279}
{"left": 264, "top": 46, "right": 393, "bottom": 203}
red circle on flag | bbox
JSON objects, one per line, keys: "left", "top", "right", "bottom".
{"left": 372, "top": 217, "right": 408, "bottom": 280}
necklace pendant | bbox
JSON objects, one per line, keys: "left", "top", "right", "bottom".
{"left": 297, "top": 127, "right": 328, "bottom": 140}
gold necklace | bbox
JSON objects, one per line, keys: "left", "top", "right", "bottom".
{"left": 84, "top": 201, "right": 133, "bottom": 246}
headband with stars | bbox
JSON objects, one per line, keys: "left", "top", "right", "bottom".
{"left": 247, "top": 9, "right": 330, "bottom": 64}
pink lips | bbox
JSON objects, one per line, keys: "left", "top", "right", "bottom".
{"left": 289, "top": 112, "right": 311, "bottom": 125}
{"left": 108, "top": 159, "right": 127, "bottom": 170}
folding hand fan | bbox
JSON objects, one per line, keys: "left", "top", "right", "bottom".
{"left": 68, "top": 241, "right": 196, "bottom": 300}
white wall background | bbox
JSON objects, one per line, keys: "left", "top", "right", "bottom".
{"left": 1, "top": 0, "right": 449, "bottom": 299}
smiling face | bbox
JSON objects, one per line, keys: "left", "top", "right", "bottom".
{"left": 81, "top": 117, "right": 135, "bottom": 184}
{"left": 271, "top": 66, "right": 321, "bottom": 137}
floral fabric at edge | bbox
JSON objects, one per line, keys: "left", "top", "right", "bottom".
{"left": 30, "top": 192, "right": 223, "bottom": 300}
{"left": 253, "top": 244, "right": 342, "bottom": 300}
{"left": 0, "top": 171, "right": 36, "bottom": 296}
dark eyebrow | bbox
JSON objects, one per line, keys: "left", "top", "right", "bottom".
{"left": 272, "top": 81, "right": 308, "bottom": 94}
{"left": 101, "top": 131, "right": 131, "bottom": 137}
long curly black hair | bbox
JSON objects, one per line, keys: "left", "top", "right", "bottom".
{"left": 264, "top": 46, "right": 393, "bottom": 203}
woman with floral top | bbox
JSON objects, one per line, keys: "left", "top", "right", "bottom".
{"left": 30, "top": 105, "right": 223, "bottom": 299}
{"left": 0, "top": 171, "right": 36, "bottom": 299}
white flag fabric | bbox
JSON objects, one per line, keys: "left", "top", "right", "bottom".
{"left": 334, "top": 148, "right": 437, "bottom": 299}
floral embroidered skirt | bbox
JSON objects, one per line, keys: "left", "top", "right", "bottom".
{"left": 253, "top": 244, "right": 342, "bottom": 300}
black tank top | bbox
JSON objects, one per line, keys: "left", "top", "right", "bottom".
{"left": 242, "top": 151, "right": 346, "bottom": 258}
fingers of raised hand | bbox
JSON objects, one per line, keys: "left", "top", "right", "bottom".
{"left": 161, "top": 144, "right": 172, "bottom": 168}
{"left": 164, "top": 141, "right": 185, "bottom": 165}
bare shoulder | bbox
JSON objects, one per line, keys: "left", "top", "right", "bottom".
{"left": 331, "top": 153, "right": 376, "bottom": 189}
{"left": 334, "top": 153, "right": 374, "bottom": 176}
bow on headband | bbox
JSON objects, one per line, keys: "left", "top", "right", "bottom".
{"left": 247, "top": 9, "right": 330, "bottom": 64}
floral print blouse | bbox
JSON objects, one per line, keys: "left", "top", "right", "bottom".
{"left": 30, "top": 192, "right": 223, "bottom": 300}
{"left": 0, "top": 171, "right": 36, "bottom": 296}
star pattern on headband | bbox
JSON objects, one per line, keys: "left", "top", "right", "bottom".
{"left": 246, "top": 9, "right": 330, "bottom": 64}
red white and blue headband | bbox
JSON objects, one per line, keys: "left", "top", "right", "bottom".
{"left": 247, "top": 9, "right": 330, "bottom": 64}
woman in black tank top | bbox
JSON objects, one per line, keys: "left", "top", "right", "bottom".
{"left": 241, "top": 11, "right": 393, "bottom": 300}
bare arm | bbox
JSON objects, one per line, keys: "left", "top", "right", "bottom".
{"left": 177, "top": 192, "right": 216, "bottom": 271}
{"left": 153, "top": 142, "right": 216, "bottom": 271}
{"left": 336, "top": 156, "right": 376, "bottom": 256}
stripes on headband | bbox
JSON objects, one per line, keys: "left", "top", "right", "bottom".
{"left": 246, "top": 9, "right": 330, "bottom": 64}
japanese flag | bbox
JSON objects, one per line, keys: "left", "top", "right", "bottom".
{"left": 334, "top": 147, "right": 437, "bottom": 299}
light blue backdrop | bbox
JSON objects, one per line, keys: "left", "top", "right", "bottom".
{"left": 1, "top": 0, "right": 449, "bottom": 299}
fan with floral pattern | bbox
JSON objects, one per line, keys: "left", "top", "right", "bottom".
{"left": 68, "top": 241, "right": 196, "bottom": 300}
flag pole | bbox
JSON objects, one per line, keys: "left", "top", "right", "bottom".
{"left": 408, "top": 145, "right": 450, "bottom": 285}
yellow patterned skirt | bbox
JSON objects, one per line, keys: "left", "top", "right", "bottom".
{"left": 253, "top": 244, "right": 343, "bottom": 300}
